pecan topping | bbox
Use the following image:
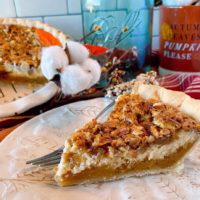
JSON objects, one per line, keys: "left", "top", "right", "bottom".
{"left": 71, "top": 94, "right": 200, "bottom": 154}
{"left": 0, "top": 24, "right": 45, "bottom": 68}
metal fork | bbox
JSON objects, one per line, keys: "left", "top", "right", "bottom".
{"left": 26, "top": 100, "right": 115, "bottom": 167}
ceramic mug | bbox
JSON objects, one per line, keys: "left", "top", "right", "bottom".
{"left": 159, "top": 6, "right": 200, "bottom": 73}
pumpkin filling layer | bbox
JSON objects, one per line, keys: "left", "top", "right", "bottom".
{"left": 55, "top": 94, "right": 200, "bottom": 186}
{"left": 57, "top": 141, "right": 195, "bottom": 186}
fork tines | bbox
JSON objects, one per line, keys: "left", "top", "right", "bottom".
{"left": 26, "top": 146, "right": 64, "bottom": 166}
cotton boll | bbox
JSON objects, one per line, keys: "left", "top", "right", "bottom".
{"left": 67, "top": 41, "right": 90, "bottom": 64}
{"left": 81, "top": 58, "right": 101, "bottom": 88}
{"left": 40, "top": 46, "right": 69, "bottom": 80}
{"left": 60, "top": 64, "right": 93, "bottom": 95}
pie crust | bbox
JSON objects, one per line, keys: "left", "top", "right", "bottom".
{"left": 55, "top": 83, "right": 200, "bottom": 186}
{"left": 0, "top": 18, "right": 69, "bottom": 81}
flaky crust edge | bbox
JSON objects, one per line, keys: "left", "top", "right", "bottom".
{"left": 131, "top": 83, "right": 200, "bottom": 122}
{"left": 0, "top": 17, "right": 70, "bottom": 48}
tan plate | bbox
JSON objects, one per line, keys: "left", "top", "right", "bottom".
{"left": 0, "top": 79, "right": 43, "bottom": 104}
{"left": 0, "top": 81, "right": 59, "bottom": 118}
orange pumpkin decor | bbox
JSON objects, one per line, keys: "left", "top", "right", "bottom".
{"left": 84, "top": 44, "right": 108, "bottom": 56}
{"left": 35, "top": 29, "right": 62, "bottom": 46}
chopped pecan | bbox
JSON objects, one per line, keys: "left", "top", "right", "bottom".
{"left": 70, "top": 94, "right": 200, "bottom": 153}
{"left": 0, "top": 24, "right": 43, "bottom": 68}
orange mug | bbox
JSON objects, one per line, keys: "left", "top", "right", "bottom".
{"left": 159, "top": 6, "right": 200, "bottom": 73}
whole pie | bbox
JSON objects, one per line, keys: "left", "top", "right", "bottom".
{"left": 0, "top": 18, "right": 69, "bottom": 81}
{"left": 55, "top": 83, "right": 200, "bottom": 186}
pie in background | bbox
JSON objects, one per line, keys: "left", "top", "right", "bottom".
{"left": 0, "top": 18, "right": 69, "bottom": 82}
{"left": 55, "top": 83, "right": 200, "bottom": 186}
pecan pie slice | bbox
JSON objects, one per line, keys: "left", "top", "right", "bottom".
{"left": 0, "top": 18, "right": 69, "bottom": 81}
{"left": 55, "top": 84, "right": 200, "bottom": 186}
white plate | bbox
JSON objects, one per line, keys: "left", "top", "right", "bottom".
{"left": 0, "top": 80, "right": 59, "bottom": 118}
{"left": 0, "top": 98, "right": 200, "bottom": 200}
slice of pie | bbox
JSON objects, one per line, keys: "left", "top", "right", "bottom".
{"left": 0, "top": 18, "right": 69, "bottom": 82}
{"left": 55, "top": 84, "right": 200, "bottom": 186}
